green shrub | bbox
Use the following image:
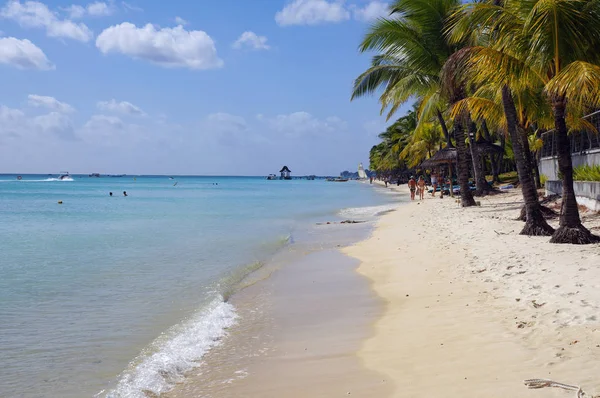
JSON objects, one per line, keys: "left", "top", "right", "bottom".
{"left": 573, "top": 164, "right": 600, "bottom": 182}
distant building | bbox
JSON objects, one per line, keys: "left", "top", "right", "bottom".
{"left": 280, "top": 166, "right": 292, "bottom": 180}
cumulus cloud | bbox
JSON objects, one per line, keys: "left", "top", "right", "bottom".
{"left": 0, "top": 37, "right": 54, "bottom": 70}
{"left": 28, "top": 94, "right": 74, "bottom": 113}
{"left": 65, "top": 1, "right": 113, "bottom": 19}
{"left": 33, "top": 111, "right": 76, "bottom": 139}
{"left": 0, "top": 105, "right": 27, "bottom": 137}
{"left": 84, "top": 114, "right": 123, "bottom": 130}
{"left": 275, "top": 0, "right": 350, "bottom": 26}
{"left": 232, "top": 31, "right": 270, "bottom": 51}
{"left": 96, "top": 23, "right": 223, "bottom": 69}
{"left": 97, "top": 99, "right": 145, "bottom": 116}
{"left": 0, "top": 0, "right": 93, "bottom": 42}
{"left": 80, "top": 114, "right": 138, "bottom": 145}
{"left": 174, "top": 16, "right": 187, "bottom": 25}
{"left": 257, "top": 111, "right": 347, "bottom": 137}
{"left": 0, "top": 104, "right": 75, "bottom": 140}
{"left": 352, "top": 1, "right": 389, "bottom": 21}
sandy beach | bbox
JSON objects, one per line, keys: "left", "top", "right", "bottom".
{"left": 345, "top": 183, "right": 600, "bottom": 397}
{"left": 165, "top": 182, "right": 600, "bottom": 398}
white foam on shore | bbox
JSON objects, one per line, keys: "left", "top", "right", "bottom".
{"left": 338, "top": 204, "right": 398, "bottom": 219}
{"left": 104, "top": 298, "right": 237, "bottom": 398}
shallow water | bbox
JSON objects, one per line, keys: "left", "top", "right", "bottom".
{"left": 0, "top": 175, "right": 396, "bottom": 397}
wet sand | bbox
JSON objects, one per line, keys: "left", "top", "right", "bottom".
{"left": 166, "top": 220, "right": 391, "bottom": 397}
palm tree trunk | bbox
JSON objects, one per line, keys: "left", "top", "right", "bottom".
{"left": 436, "top": 110, "right": 453, "bottom": 148}
{"left": 495, "top": 133, "right": 506, "bottom": 180}
{"left": 490, "top": 153, "right": 500, "bottom": 183}
{"left": 519, "top": 127, "right": 538, "bottom": 185}
{"left": 467, "top": 121, "right": 490, "bottom": 196}
{"left": 453, "top": 116, "right": 476, "bottom": 207}
{"left": 501, "top": 86, "right": 554, "bottom": 236}
{"left": 549, "top": 98, "right": 599, "bottom": 243}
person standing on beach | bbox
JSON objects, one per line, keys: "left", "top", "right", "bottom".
{"left": 417, "top": 176, "right": 426, "bottom": 200}
{"left": 408, "top": 176, "right": 416, "bottom": 200}
{"left": 430, "top": 172, "right": 438, "bottom": 197}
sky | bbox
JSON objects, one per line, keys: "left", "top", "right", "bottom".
{"left": 0, "top": 0, "right": 411, "bottom": 175}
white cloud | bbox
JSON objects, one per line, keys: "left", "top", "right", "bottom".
{"left": 0, "top": 37, "right": 54, "bottom": 70}
{"left": 1, "top": 0, "right": 93, "bottom": 42}
{"left": 84, "top": 114, "right": 123, "bottom": 129}
{"left": 275, "top": 0, "right": 350, "bottom": 26}
{"left": 206, "top": 112, "right": 247, "bottom": 131}
{"left": 121, "top": 1, "right": 142, "bottom": 12}
{"left": 96, "top": 23, "right": 223, "bottom": 69}
{"left": 80, "top": 114, "right": 140, "bottom": 145}
{"left": 232, "top": 31, "right": 270, "bottom": 51}
{"left": 258, "top": 111, "right": 347, "bottom": 137}
{"left": 65, "top": 1, "right": 113, "bottom": 19}
{"left": 28, "top": 94, "right": 74, "bottom": 113}
{"left": 97, "top": 99, "right": 145, "bottom": 116}
{"left": 33, "top": 111, "right": 76, "bottom": 139}
{"left": 87, "top": 1, "right": 111, "bottom": 16}
{"left": 0, "top": 104, "right": 75, "bottom": 140}
{"left": 0, "top": 105, "right": 27, "bottom": 137}
{"left": 174, "top": 16, "right": 187, "bottom": 25}
{"left": 352, "top": 1, "right": 389, "bottom": 21}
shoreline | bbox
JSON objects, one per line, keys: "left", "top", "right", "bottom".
{"left": 345, "top": 184, "right": 600, "bottom": 397}
{"left": 163, "top": 189, "right": 398, "bottom": 397}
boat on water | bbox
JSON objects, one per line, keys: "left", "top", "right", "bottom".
{"left": 59, "top": 171, "right": 71, "bottom": 180}
{"left": 89, "top": 173, "right": 100, "bottom": 178}
{"left": 326, "top": 177, "right": 349, "bottom": 182}
{"left": 266, "top": 174, "right": 278, "bottom": 180}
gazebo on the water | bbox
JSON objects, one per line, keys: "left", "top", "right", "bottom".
{"left": 280, "top": 166, "right": 292, "bottom": 180}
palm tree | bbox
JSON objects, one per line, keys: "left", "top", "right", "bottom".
{"left": 449, "top": 0, "right": 600, "bottom": 242}
{"left": 352, "top": 0, "right": 477, "bottom": 207}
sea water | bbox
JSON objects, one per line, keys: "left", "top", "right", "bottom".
{"left": 0, "top": 175, "right": 396, "bottom": 397}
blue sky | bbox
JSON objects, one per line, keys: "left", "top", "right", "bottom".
{"left": 0, "top": 0, "right": 410, "bottom": 175}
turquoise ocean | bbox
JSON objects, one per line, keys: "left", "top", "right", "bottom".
{"left": 0, "top": 175, "right": 396, "bottom": 398}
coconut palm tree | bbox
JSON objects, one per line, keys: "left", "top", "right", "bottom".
{"left": 352, "top": 0, "right": 477, "bottom": 207}
{"left": 449, "top": 0, "right": 600, "bottom": 242}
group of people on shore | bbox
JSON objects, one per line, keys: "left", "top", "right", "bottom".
{"left": 407, "top": 173, "right": 451, "bottom": 201}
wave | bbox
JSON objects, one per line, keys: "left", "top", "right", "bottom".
{"left": 338, "top": 203, "right": 398, "bottom": 219}
{"left": 104, "top": 298, "right": 237, "bottom": 398}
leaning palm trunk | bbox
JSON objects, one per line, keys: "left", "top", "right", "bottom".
{"left": 501, "top": 86, "right": 554, "bottom": 236}
{"left": 437, "top": 110, "right": 454, "bottom": 148}
{"left": 549, "top": 99, "right": 599, "bottom": 244}
{"left": 453, "top": 116, "right": 476, "bottom": 206}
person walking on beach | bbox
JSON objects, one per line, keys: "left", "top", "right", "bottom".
{"left": 417, "top": 176, "right": 426, "bottom": 200}
{"left": 430, "top": 172, "right": 438, "bottom": 197}
{"left": 408, "top": 176, "right": 416, "bottom": 200}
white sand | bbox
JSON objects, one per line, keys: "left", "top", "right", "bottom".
{"left": 345, "top": 184, "right": 600, "bottom": 397}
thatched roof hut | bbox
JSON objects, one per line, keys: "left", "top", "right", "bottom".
{"left": 420, "top": 147, "right": 457, "bottom": 168}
